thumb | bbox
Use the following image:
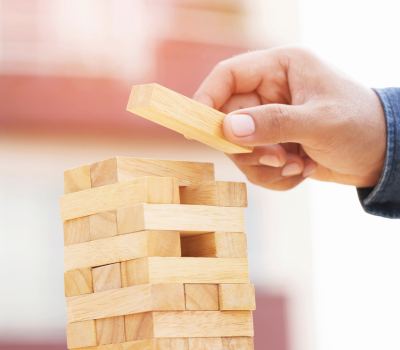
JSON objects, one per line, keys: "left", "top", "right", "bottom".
{"left": 223, "top": 103, "right": 317, "bottom": 146}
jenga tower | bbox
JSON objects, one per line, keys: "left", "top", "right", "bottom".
{"left": 60, "top": 157, "right": 255, "bottom": 350}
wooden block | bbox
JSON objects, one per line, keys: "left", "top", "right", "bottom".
{"left": 189, "top": 338, "right": 222, "bottom": 350}
{"left": 181, "top": 232, "right": 247, "bottom": 258}
{"left": 120, "top": 258, "right": 249, "bottom": 286}
{"left": 64, "top": 217, "right": 90, "bottom": 246}
{"left": 95, "top": 316, "right": 125, "bottom": 345}
{"left": 218, "top": 285, "right": 256, "bottom": 311}
{"left": 221, "top": 337, "right": 254, "bottom": 350}
{"left": 117, "top": 204, "right": 245, "bottom": 236}
{"left": 60, "top": 177, "right": 179, "bottom": 221}
{"left": 185, "top": 284, "right": 219, "bottom": 310}
{"left": 64, "top": 231, "right": 180, "bottom": 271}
{"left": 64, "top": 164, "right": 91, "bottom": 195}
{"left": 155, "top": 338, "right": 189, "bottom": 350}
{"left": 66, "top": 284, "right": 185, "bottom": 323}
{"left": 89, "top": 210, "right": 117, "bottom": 241}
{"left": 64, "top": 268, "right": 93, "bottom": 297}
{"left": 127, "top": 84, "right": 253, "bottom": 154}
{"left": 73, "top": 339, "right": 186, "bottom": 350}
{"left": 66, "top": 320, "right": 97, "bottom": 349}
{"left": 92, "top": 263, "right": 121, "bottom": 293}
{"left": 180, "top": 182, "right": 247, "bottom": 207}
{"left": 125, "top": 312, "right": 154, "bottom": 341}
{"left": 90, "top": 157, "right": 214, "bottom": 188}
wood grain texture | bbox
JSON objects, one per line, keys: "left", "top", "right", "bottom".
{"left": 60, "top": 177, "right": 179, "bottom": 221}
{"left": 90, "top": 157, "right": 214, "bottom": 188}
{"left": 95, "top": 316, "right": 125, "bottom": 345}
{"left": 218, "top": 285, "right": 256, "bottom": 311}
{"left": 66, "top": 320, "right": 97, "bottom": 349}
{"left": 66, "top": 284, "right": 185, "bottom": 323}
{"left": 179, "top": 182, "right": 247, "bottom": 207}
{"left": 185, "top": 284, "right": 219, "bottom": 310}
{"left": 64, "top": 164, "right": 91, "bottom": 195}
{"left": 64, "top": 217, "right": 90, "bottom": 246}
{"left": 64, "top": 231, "right": 180, "bottom": 271}
{"left": 120, "top": 258, "right": 249, "bottom": 286}
{"left": 189, "top": 338, "right": 222, "bottom": 350}
{"left": 181, "top": 232, "right": 247, "bottom": 258}
{"left": 117, "top": 204, "right": 245, "bottom": 236}
{"left": 221, "top": 337, "right": 254, "bottom": 350}
{"left": 92, "top": 263, "right": 121, "bottom": 293}
{"left": 154, "top": 338, "right": 189, "bottom": 350}
{"left": 73, "top": 339, "right": 154, "bottom": 350}
{"left": 89, "top": 210, "right": 118, "bottom": 241}
{"left": 125, "top": 312, "right": 154, "bottom": 341}
{"left": 64, "top": 268, "right": 93, "bottom": 297}
{"left": 127, "top": 84, "right": 253, "bottom": 154}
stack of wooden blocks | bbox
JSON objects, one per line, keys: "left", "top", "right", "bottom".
{"left": 60, "top": 157, "right": 255, "bottom": 350}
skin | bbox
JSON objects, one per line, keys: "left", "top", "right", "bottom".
{"left": 193, "top": 46, "right": 387, "bottom": 191}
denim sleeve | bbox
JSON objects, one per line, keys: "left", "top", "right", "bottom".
{"left": 357, "top": 88, "right": 400, "bottom": 218}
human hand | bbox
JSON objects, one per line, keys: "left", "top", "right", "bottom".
{"left": 193, "top": 46, "right": 386, "bottom": 190}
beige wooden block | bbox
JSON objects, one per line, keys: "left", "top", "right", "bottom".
{"left": 64, "top": 268, "right": 93, "bottom": 297}
{"left": 189, "top": 338, "right": 222, "bottom": 350}
{"left": 180, "top": 182, "right": 247, "bottom": 207}
{"left": 64, "top": 231, "right": 180, "bottom": 272}
{"left": 125, "top": 312, "right": 154, "bottom": 341}
{"left": 95, "top": 316, "right": 125, "bottom": 345}
{"left": 90, "top": 157, "right": 214, "bottom": 188}
{"left": 218, "top": 285, "right": 256, "bottom": 311}
{"left": 120, "top": 258, "right": 249, "bottom": 286}
{"left": 64, "top": 217, "right": 90, "bottom": 246}
{"left": 64, "top": 164, "right": 91, "bottom": 195}
{"left": 92, "top": 263, "right": 121, "bottom": 293}
{"left": 66, "top": 284, "right": 185, "bottom": 323}
{"left": 127, "top": 84, "right": 253, "bottom": 154}
{"left": 117, "top": 204, "right": 245, "bottom": 236}
{"left": 185, "top": 284, "right": 219, "bottom": 311}
{"left": 89, "top": 210, "right": 117, "bottom": 241}
{"left": 221, "top": 337, "right": 254, "bottom": 350}
{"left": 60, "top": 177, "right": 179, "bottom": 221}
{"left": 155, "top": 338, "right": 189, "bottom": 350}
{"left": 181, "top": 232, "right": 247, "bottom": 258}
{"left": 66, "top": 320, "right": 97, "bottom": 349}
{"left": 73, "top": 339, "right": 154, "bottom": 350}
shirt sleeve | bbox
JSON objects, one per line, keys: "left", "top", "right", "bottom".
{"left": 357, "top": 88, "right": 400, "bottom": 218}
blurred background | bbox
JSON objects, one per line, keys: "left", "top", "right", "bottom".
{"left": 1, "top": 0, "right": 400, "bottom": 349}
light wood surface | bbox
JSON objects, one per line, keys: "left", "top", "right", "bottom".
{"left": 64, "top": 231, "right": 180, "bottom": 271}
{"left": 64, "top": 164, "right": 91, "bottom": 195}
{"left": 92, "top": 263, "right": 121, "bottom": 293}
{"left": 126, "top": 84, "right": 253, "bottom": 154}
{"left": 66, "top": 320, "right": 97, "bottom": 349}
{"left": 89, "top": 210, "right": 118, "bottom": 241}
{"left": 120, "top": 258, "right": 249, "bottom": 286}
{"left": 184, "top": 284, "right": 219, "bottom": 310}
{"left": 66, "top": 284, "right": 185, "bottom": 323}
{"left": 64, "top": 217, "right": 90, "bottom": 246}
{"left": 60, "top": 177, "right": 179, "bottom": 221}
{"left": 95, "top": 316, "right": 125, "bottom": 345}
{"left": 73, "top": 339, "right": 155, "bottom": 350}
{"left": 117, "top": 204, "right": 245, "bottom": 236}
{"left": 179, "top": 182, "right": 247, "bottom": 207}
{"left": 125, "top": 312, "right": 154, "bottom": 341}
{"left": 64, "top": 267, "right": 93, "bottom": 297}
{"left": 154, "top": 338, "right": 189, "bottom": 350}
{"left": 189, "top": 338, "right": 222, "bottom": 350}
{"left": 218, "top": 284, "right": 256, "bottom": 311}
{"left": 181, "top": 232, "right": 247, "bottom": 258}
{"left": 221, "top": 337, "right": 254, "bottom": 349}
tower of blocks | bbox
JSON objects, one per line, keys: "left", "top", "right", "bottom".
{"left": 60, "top": 157, "right": 255, "bottom": 350}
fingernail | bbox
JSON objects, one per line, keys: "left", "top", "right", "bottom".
{"left": 303, "top": 163, "right": 317, "bottom": 178}
{"left": 282, "top": 163, "right": 302, "bottom": 177}
{"left": 259, "top": 155, "right": 280, "bottom": 167}
{"left": 230, "top": 114, "right": 255, "bottom": 137}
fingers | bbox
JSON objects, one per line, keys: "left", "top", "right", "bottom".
{"left": 227, "top": 145, "right": 287, "bottom": 167}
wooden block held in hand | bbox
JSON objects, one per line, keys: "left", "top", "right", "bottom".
{"left": 221, "top": 337, "right": 254, "bottom": 350}
{"left": 66, "top": 320, "right": 96, "bottom": 349}
{"left": 92, "top": 263, "right": 121, "bottom": 293}
{"left": 189, "top": 338, "right": 222, "bottom": 350}
{"left": 185, "top": 284, "right": 219, "bottom": 310}
{"left": 64, "top": 164, "right": 91, "bottom": 195}
{"left": 127, "top": 84, "right": 253, "bottom": 154}
{"left": 89, "top": 210, "right": 117, "bottom": 241}
{"left": 64, "top": 217, "right": 90, "bottom": 246}
{"left": 64, "top": 268, "right": 93, "bottom": 297}
{"left": 180, "top": 182, "right": 247, "bottom": 207}
{"left": 95, "top": 316, "right": 125, "bottom": 345}
{"left": 219, "top": 284, "right": 256, "bottom": 311}
{"left": 181, "top": 232, "right": 247, "bottom": 258}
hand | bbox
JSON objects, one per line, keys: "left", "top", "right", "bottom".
{"left": 193, "top": 46, "right": 386, "bottom": 190}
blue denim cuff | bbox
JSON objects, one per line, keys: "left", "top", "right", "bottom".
{"left": 357, "top": 88, "right": 400, "bottom": 218}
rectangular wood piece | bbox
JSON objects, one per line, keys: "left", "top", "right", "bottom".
{"left": 95, "top": 316, "right": 125, "bottom": 345}
{"left": 127, "top": 84, "right": 253, "bottom": 154}
{"left": 64, "top": 267, "right": 93, "bottom": 297}
{"left": 92, "top": 263, "right": 122, "bottom": 293}
{"left": 221, "top": 337, "right": 254, "bottom": 350}
{"left": 189, "top": 338, "right": 222, "bottom": 350}
{"left": 72, "top": 338, "right": 188, "bottom": 350}
{"left": 218, "top": 284, "right": 256, "bottom": 311}
{"left": 64, "top": 217, "right": 90, "bottom": 246}
{"left": 184, "top": 284, "right": 219, "bottom": 310}
{"left": 64, "top": 164, "right": 91, "bottom": 195}
{"left": 89, "top": 210, "right": 118, "bottom": 241}
{"left": 66, "top": 320, "right": 97, "bottom": 349}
